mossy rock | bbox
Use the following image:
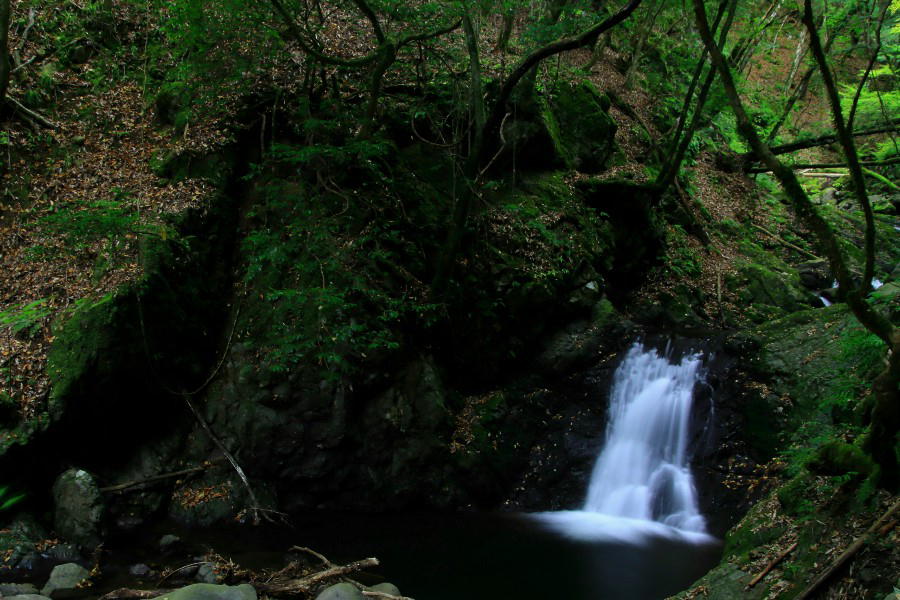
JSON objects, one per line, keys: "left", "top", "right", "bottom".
{"left": 730, "top": 261, "right": 817, "bottom": 322}
{"left": 46, "top": 293, "right": 123, "bottom": 420}
{"left": 807, "top": 440, "right": 874, "bottom": 478}
{"left": 540, "top": 81, "right": 617, "bottom": 173}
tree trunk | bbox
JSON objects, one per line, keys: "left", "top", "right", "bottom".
{"left": 692, "top": 0, "right": 898, "bottom": 487}
{"left": 656, "top": 0, "right": 735, "bottom": 191}
{"left": 496, "top": 10, "right": 515, "bottom": 52}
{"left": 801, "top": 0, "right": 875, "bottom": 289}
{"left": 623, "top": 1, "right": 663, "bottom": 88}
{"left": 478, "top": 0, "right": 644, "bottom": 170}
{"left": 0, "top": 0, "right": 10, "bottom": 106}
{"left": 359, "top": 43, "right": 396, "bottom": 138}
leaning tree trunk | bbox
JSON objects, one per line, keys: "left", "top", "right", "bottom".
{"left": 692, "top": 0, "right": 899, "bottom": 489}
{"left": 0, "top": 0, "right": 10, "bottom": 105}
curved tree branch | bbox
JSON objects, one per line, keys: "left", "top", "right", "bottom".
{"left": 692, "top": 0, "right": 893, "bottom": 346}
{"left": 350, "top": 0, "right": 385, "bottom": 44}
{"left": 269, "top": 0, "right": 380, "bottom": 67}
{"left": 478, "top": 0, "right": 644, "bottom": 168}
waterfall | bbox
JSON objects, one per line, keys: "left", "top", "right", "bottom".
{"left": 533, "top": 342, "right": 713, "bottom": 544}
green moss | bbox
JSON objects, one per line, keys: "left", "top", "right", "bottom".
{"left": 47, "top": 293, "right": 120, "bottom": 418}
{"left": 723, "top": 494, "right": 789, "bottom": 560}
{"left": 807, "top": 440, "right": 874, "bottom": 478}
{"left": 539, "top": 81, "right": 617, "bottom": 173}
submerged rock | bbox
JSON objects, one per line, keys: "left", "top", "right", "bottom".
{"left": 41, "top": 563, "right": 90, "bottom": 598}
{"left": 52, "top": 468, "right": 103, "bottom": 548}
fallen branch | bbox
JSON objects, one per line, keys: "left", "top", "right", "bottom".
{"left": 748, "top": 157, "right": 900, "bottom": 173}
{"left": 289, "top": 546, "right": 334, "bottom": 567}
{"left": 750, "top": 223, "right": 820, "bottom": 260}
{"left": 746, "top": 541, "right": 797, "bottom": 589}
{"left": 5, "top": 96, "right": 59, "bottom": 129}
{"left": 795, "top": 499, "right": 900, "bottom": 600}
{"left": 99, "top": 461, "right": 221, "bottom": 493}
{"left": 256, "top": 558, "right": 380, "bottom": 596}
{"left": 748, "top": 119, "right": 900, "bottom": 159}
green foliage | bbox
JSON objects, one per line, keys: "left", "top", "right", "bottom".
{"left": 0, "top": 486, "right": 26, "bottom": 512}
{"left": 39, "top": 197, "right": 138, "bottom": 249}
{"left": 0, "top": 299, "right": 51, "bottom": 338}
{"left": 664, "top": 225, "right": 701, "bottom": 278}
{"left": 240, "top": 135, "right": 439, "bottom": 378}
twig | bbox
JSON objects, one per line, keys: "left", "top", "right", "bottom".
{"left": 750, "top": 223, "right": 820, "bottom": 260}
{"left": 13, "top": 37, "right": 87, "bottom": 73}
{"left": 746, "top": 541, "right": 797, "bottom": 589}
{"left": 99, "top": 461, "right": 221, "bottom": 493}
{"left": 182, "top": 395, "right": 266, "bottom": 526}
{"left": 157, "top": 562, "right": 208, "bottom": 585}
{"left": 476, "top": 112, "right": 510, "bottom": 181}
{"left": 12, "top": 8, "right": 37, "bottom": 66}
{"left": 795, "top": 499, "right": 900, "bottom": 600}
{"left": 289, "top": 546, "right": 335, "bottom": 567}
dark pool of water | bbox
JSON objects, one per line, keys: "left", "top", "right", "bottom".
{"left": 101, "top": 512, "right": 721, "bottom": 600}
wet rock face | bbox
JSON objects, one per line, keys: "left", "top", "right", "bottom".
{"left": 52, "top": 469, "right": 103, "bottom": 548}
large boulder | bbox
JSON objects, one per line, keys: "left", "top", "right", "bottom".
{"left": 729, "top": 262, "right": 817, "bottom": 322}
{"left": 155, "top": 584, "right": 256, "bottom": 600}
{"left": 497, "top": 81, "right": 617, "bottom": 173}
{"left": 540, "top": 81, "right": 617, "bottom": 173}
{"left": 52, "top": 468, "right": 103, "bottom": 548}
{"left": 314, "top": 583, "right": 363, "bottom": 600}
{"left": 41, "top": 563, "right": 90, "bottom": 598}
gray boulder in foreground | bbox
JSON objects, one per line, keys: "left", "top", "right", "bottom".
{"left": 155, "top": 583, "right": 257, "bottom": 600}
{"left": 315, "top": 582, "right": 364, "bottom": 600}
{"left": 41, "top": 563, "right": 90, "bottom": 598}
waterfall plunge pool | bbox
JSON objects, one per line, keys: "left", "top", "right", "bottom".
{"left": 98, "top": 342, "right": 722, "bottom": 600}
{"left": 100, "top": 511, "right": 721, "bottom": 600}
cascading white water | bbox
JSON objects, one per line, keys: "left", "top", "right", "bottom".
{"left": 582, "top": 343, "right": 705, "bottom": 532}
{"left": 533, "top": 342, "right": 713, "bottom": 544}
